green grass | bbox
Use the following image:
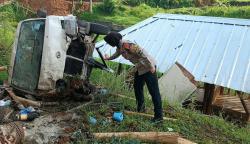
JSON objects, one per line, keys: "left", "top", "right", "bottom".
{"left": 0, "top": 2, "right": 33, "bottom": 66}
{"left": 0, "top": 3, "right": 250, "bottom": 143}
{"left": 87, "top": 69, "right": 250, "bottom": 143}
{"left": 88, "top": 63, "right": 250, "bottom": 143}
{"left": 0, "top": 71, "right": 8, "bottom": 85}
{"left": 80, "top": 4, "right": 250, "bottom": 28}
{"left": 79, "top": 4, "right": 165, "bottom": 27}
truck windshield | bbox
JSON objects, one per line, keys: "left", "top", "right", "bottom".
{"left": 18, "top": 20, "right": 45, "bottom": 52}
{"left": 12, "top": 20, "right": 45, "bottom": 91}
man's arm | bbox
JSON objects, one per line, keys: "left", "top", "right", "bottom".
{"left": 105, "top": 49, "right": 121, "bottom": 60}
{"left": 124, "top": 43, "right": 156, "bottom": 73}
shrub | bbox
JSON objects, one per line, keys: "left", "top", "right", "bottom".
{"left": 98, "top": 0, "right": 116, "bottom": 14}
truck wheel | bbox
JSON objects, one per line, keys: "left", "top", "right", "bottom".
{"left": 90, "top": 23, "right": 110, "bottom": 35}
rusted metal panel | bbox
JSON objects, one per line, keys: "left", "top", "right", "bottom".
{"left": 95, "top": 14, "right": 250, "bottom": 93}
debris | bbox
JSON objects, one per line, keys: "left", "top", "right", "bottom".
{"left": 159, "top": 63, "right": 197, "bottom": 105}
{"left": 23, "top": 112, "right": 82, "bottom": 144}
{"left": 5, "top": 88, "right": 41, "bottom": 107}
{"left": 93, "top": 132, "right": 196, "bottom": 144}
{"left": 97, "top": 88, "right": 109, "bottom": 95}
{"left": 0, "top": 99, "right": 11, "bottom": 107}
{"left": 89, "top": 116, "right": 97, "bottom": 125}
{"left": 0, "top": 122, "right": 25, "bottom": 144}
{"left": 168, "top": 128, "right": 174, "bottom": 132}
{"left": 19, "top": 106, "right": 36, "bottom": 114}
{"left": 0, "top": 107, "right": 14, "bottom": 123}
{"left": 16, "top": 111, "right": 39, "bottom": 121}
{"left": 113, "top": 112, "right": 124, "bottom": 122}
{"left": 124, "top": 110, "right": 177, "bottom": 121}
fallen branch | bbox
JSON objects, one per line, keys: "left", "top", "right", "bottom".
{"left": 124, "top": 110, "right": 177, "bottom": 121}
{"left": 5, "top": 88, "right": 41, "bottom": 107}
{"left": 67, "top": 101, "right": 93, "bottom": 112}
{"left": 110, "top": 93, "right": 136, "bottom": 101}
{"left": 93, "top": 132, "right": 196, "bottom": 144}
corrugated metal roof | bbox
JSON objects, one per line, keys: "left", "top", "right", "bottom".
{"left": 94, "top": 13, "right": 250, "bottom": 93}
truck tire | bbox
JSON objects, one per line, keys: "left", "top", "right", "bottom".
{"left": 90, "top": 22, "right": 110, "bottom": 35}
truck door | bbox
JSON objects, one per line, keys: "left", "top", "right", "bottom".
{"left": 11, "top": 20, "right": 45, "bottom": 92}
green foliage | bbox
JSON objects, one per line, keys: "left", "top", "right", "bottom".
{"left": 83, "top": 79, "right": 250, "bottom": 143}
{"left": 80, "top": 3, "right": 250, "bottom": 30}
{"left": 98, "top": 0, "right": 116, "bottom": 14}
{"left": 0, "top": 13, "right": 15, "bottom": 66}
{"left": 80, "top": 4, "right": 165, "bottom": 27}
{"left": 0, "top": 72, "right": 8, "bottom": 84}
{"left": 123, "top": 0, "right": 195, "bottom": 8}
{"left": 167, "top": 5, "right": 250, "bottom": 19}
{"left": 0, "top": 3, "right": 32, "bottom": 66}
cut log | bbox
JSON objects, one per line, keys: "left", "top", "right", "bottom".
{"left": 93, "top": 132, "right": 196, "bottom": 144}
{"left": 5, "top": 88, "right": 41, "bottom": 107}
{"left": 124, "top": 110, "right": 177, "bottom": 121}
{"left": 0, "top": 66, "right": 7, "bottom": 72}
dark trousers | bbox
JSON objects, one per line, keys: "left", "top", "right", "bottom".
{"left": 134, "top": 71, "right": 163, "bottom": 118}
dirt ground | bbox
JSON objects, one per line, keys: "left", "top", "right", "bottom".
{"left": 0, "top": 86, "right": 106, "bottom": 144}
{"left": 18, "top": 0, "right": 91, "bottom": 15}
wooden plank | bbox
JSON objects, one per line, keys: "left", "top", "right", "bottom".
{"left": 212, "top": 92, "right": 250, "bottom": 121}
{"left": 93, "top": 132, "right": 196, "bottom": 144}
{"left": 0, "top": 66, "right": 7, "bottom": 72}
{"left": 111, "top": 93, "right": 136, "bottom": 101}
{"left": 238, "top": 92, "right": 249, "bottom": 118}
{"left": 5, "top": 88, "right": 41, "bottom": 107}
{"left": 124, "top": 110, "right": 177, "bottom": 121}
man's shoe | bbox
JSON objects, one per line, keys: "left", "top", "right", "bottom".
{"left": 137, "top": 105, "right": 146, "bottom": 113}
{"left": 150, "top": 117, "right": 163, "bottom": 123}
{"left": 137, "top": 108, "right": 146, "bottom": 113}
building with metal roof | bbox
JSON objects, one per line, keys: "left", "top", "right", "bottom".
{"left": 94, "top": 13, "right": 250, "bottom": 94}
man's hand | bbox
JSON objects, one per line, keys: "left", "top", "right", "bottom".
{"left": 104, "top": 54, "right": 110, "bottom": 60}
{"left": 150, "top": 67, "right": 156, "bottom": 73}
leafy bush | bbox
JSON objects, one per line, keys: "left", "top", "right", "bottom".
{"left": 0, "top": 3, "right": 31, "bottom": 66}
{"left": 0, "top": 14, "right": 15, "bottom": 66}
{"left": 98, "top": 0, "right": 116, "bottom": 14}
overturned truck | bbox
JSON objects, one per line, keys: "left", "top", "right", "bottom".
{"left": 7, "top": 15, "right": 112, "bottom": 101}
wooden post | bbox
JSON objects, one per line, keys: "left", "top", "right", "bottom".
{"left": 124, "top": 110, "right": 177, "bottom": 121}
{"left": 202, "top": 83, "right": 215, "bottom": 114}
{"left": 116, "top": 63, "right": 123, "bottom": 76}
{"left": 219, "top": 87, "right": 224, "bottom": 95}
{"left": 237, "top": 91, "right": 249, "bottom": 121}
{"left": 90, "top": 0, "right": 93, "bottom": 13}
{"left": 93, "top": 132, "right": 196, "bottom": 144}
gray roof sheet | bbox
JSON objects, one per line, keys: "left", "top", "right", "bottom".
{"left": 94, "top": 13, "right": 250, "bottom": 93}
